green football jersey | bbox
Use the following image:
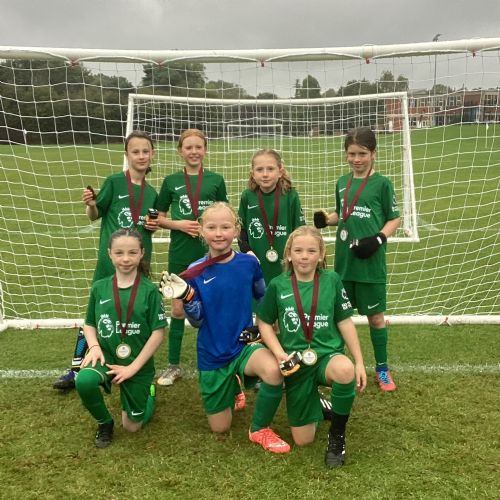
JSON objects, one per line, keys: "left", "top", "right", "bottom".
{"left": 85, "top": 274, "right": 167, "bottom": 381}
{"left": 334, "top": 172, "right": 399, "bottom": 283}
{"left": 93, "top": 172, "right": 158, "bottom": 282}
{"left": 238, "top": 188, "right": 305, "bottom": 284}
{"left": 258, "top": 269, "right": 353, "bottom": 356}
{"left": 156, "top": 169, "right": 227, "bottom": 269}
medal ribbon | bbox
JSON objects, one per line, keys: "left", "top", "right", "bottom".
{"left": 257, "top": 185, "right": 281, "bottom": 249}
{"left": 125, "top": 170, "right": 146, "bottom": 226}
{"left": 112, "top": 272, "right": 141, "bottom": 339}
{"left": 184, "top": 166, "right": 204, "bottom": 219}
{"left": 180, "top": 250, "right": 233, "bottom": 280}
{"left": 341, "top": 167, "right": 372, "bottom": 222}
{"left": 291, "top": 271, "right": 320, "bottom": 343}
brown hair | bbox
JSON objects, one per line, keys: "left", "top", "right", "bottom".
{"left": 344, "top": 127, "right": 377, "bottom": 152}
{"left": 248, "top": 149, "right": 293, "bottom": 193}
{"left": 125, "top": 130, "right": 155, "bottom": 152}
{"left": 108, "top": 228, "right": 151, "bottom": 278}
{"left": 177, "top": 128, "right": 208, "bottom": 149}
{"left": 124, "top": 130, "right": 154, "bottom": 175}
{"left": 283, "top": 226, "right": 327, "bottom": 273}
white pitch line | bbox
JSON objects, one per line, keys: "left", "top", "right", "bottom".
{"left": 1, "top": 364, "right": 498, "bottom": 379}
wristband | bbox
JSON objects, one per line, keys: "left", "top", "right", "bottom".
{"left": 88, "top": 344, "right": 100, "bottom": 350}
{"left": 182, "top": 286, "right": 195, "bottom": 303}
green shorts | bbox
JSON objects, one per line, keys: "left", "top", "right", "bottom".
{"left": 284, "top": 351, "right": 343, "bottom": 427}
{"left": 78, "top": 362, "right": 153, "bottom": 423}
{"left": 342, "top": 281, "right": 386, "bottom": 316}
{"left": 199, "top": 343, "right": 265, "bottom": 415}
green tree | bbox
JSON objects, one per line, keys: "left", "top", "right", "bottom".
{"left": 140, "top": 62, "right": 206, "bottom": 97}
{"left": 295, "top": 75, "right": 321, "bottom": 99}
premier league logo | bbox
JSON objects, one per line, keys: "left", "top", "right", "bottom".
{"left": 179, "top": 195, "right": 192, "bottom": 216}
{"left": 249, "top": 218, "right": 265, "bottom": 239}
{"left": 98, "top": 314, "right": 114, "bottom": 338}
{"left": 117, "top": 207, "right": 134, "bottom": 228}
{"left": 283, "top": 307, "right": 300, "bottom": 333}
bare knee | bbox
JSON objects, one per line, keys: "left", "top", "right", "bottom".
{"left": 291, "top": 425, "right": 316, "bottom": 446}
{"left": 122, "top": 411, "right": 143, "bottom": 432}
{"left": 326, "top": 356, "right": 355, "bottom": 384}
{"left": 207, "top": 409, "right": 232, "bottom": 434}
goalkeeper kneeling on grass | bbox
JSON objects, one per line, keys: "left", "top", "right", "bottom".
{"left": 313, "top": 127, "right": 400, "bottom": 393}
{"left": 76, "top": 229, "right": 166, "bottom": 448}
{"left": 257, "top": 226, "right": 367, "bottom": 468}
{"left": 160, "top": 202, "right": 290, "bottom": 454}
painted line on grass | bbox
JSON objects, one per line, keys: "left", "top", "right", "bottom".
{"left": 1, "top": 364, "right": 499, "bottom": 379}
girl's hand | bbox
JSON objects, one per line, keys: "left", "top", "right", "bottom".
{"left": 81, "top": 345, "right": 105, "bottom": 368}
{"left": 177, "top": 219, "right": 200, "bottom": 238}
{"left": 355, "top": 363, "right": 367, "bottom": 392}
{"left": 82, "top": 187, "right": 97, "bottom": 207}
{"left": 144, "top": 218, "right": 159, "bottom": 232}
{"left": 106, "top": 363, "right": 137, "bottom": 384}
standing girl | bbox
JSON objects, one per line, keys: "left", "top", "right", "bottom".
{"left": 76, "top": 229, "right": 166, "bottom": 447}
{"left": 258, "top": 226, "right": 367, "bottom": 467}
{"left": 313, "top": 127, "right": 400, "bottom": 392}
{"left": 238, "top": 149, "right": 305, "bottom": 285}
{"left": 156, "top": 129, "right": 227, "bottom": 386}
{"left": 160, "top": 202, "right": 290, "bottom": 454}
{"left": 53, "top": 131, "right": 160, "bottom": 391}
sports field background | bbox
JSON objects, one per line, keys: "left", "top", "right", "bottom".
{"left": 1, "top": 124, "right": 499, "bottom": 321}
{"left": 0, "top": 324, "right": 498, "bottom": 499}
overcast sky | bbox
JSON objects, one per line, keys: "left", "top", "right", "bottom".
{"left": 1, "top": 0, "right": 499, "bottom": 96}
{"left": 1, "top": 0, "right": 499, "bottom": 51}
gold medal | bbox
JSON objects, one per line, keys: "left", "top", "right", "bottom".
{"left": 116, "top": 343, "right": 132, "bottom": 359}
{"left": 266, "top": 248, "right": 279, "bottom": 263}
{"left": 340, "top": 229, "right": 348, "bottom": 241}
{"left": 301, "top": 348, "right": 318, "bottom": 366}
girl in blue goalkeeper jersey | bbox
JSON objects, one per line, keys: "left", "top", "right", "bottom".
{"left": 160, "top": 202, "right": 290, "bottom": 454}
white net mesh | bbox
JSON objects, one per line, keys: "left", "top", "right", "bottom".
{"left": 0, "top": 40, "right": 499, "bottom": 325}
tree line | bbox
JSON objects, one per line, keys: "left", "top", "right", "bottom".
{"left": 0, "top": 59, "right": 425, "bottom": 144}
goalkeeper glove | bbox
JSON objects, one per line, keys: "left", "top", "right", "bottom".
{"left": 239, "top": 325, "right": 262, "bottom": 344}
{"left": 313, "top": 210, "right": 328, "bottom": 229}
{"left": 350, "top": 232, "right": 387, "bottom": 259}
{"left": 160, "top": 272, "right": 195, "bottom": 302}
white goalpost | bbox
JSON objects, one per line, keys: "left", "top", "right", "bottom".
{"left": 0, "top": 38, "right": 499, "bottom": 329}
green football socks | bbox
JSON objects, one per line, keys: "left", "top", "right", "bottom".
{"left": 250, "top": 382, "right": 283, "bottom": 432}
{"left": 75, "top": 368, "right": 113, "bottom": 424}
{"left": 370, "top": 326, "right": 388, "bottom": 370}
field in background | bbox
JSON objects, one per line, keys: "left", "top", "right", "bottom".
{"left": 0, "top": 324, "right": 499, "bottom": 499}
{"left": 1, "top": 123, "right": 499, "bottom": 321}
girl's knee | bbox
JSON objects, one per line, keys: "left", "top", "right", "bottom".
{"left": 326, "top": 356, "right": 355, "bottom": 384}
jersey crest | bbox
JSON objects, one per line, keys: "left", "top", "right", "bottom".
{"left": 283, "top": 306, "right": 300, "bottom": 333}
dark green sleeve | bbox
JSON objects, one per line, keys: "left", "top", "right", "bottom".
{"left": 85, "top": 285, "right": 97, "bottom": 327}
{"left": 333, "top": 273, "right": 353, "bottom": 323}
{"left": 156, "top": 176, "right": 173, "bottom": 212}
{"left": 290, "top": 189, "right": 306, "bottom": 228}
{"left": 257, "top": 280, "right": 279, "bottom": 325}
{"left": 381, "top": 177, "right": 400, "bottom": 221}
{"left": 147, "top": 283, "right": 168, "bottom": 332}
{"left": 95, "top": 176, "right": 113, "bottom": 219}
{"left": 216, "top": 176, "right": 228, "bottom": 202}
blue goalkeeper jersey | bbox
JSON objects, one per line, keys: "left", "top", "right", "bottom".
{"left": 183, "top": 251, "right": 266, "bottom": 371}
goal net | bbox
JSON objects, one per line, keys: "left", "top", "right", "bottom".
{"left": 126, "top": 91, "right": 417, "bottom": 243}
{"left": 0, "top": 38, "right": 499, "bottom": 328}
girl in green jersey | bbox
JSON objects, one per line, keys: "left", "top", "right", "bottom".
{"left": 53, "top": 131, "right": 160, "bottom": 392}
{"left": 258, "top": 226, "right": 366, "bottom": 467}
{"left": 76, "top": 229, "right": 166, "bottom": 448}
{"left": 313, "top": 127, "right": 400, "bottom": 392}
